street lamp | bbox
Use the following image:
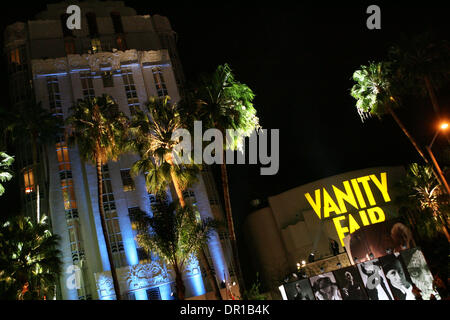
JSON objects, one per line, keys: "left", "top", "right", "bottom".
{"left": 429, "top": 122, "right": 449, "bottom": 149}
{"left": 426, "top": 121, "right": 450, "bottom": 196}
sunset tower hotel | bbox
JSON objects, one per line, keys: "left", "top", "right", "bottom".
{"left": 4, "top": 1, "right": 237, "bottom": 300}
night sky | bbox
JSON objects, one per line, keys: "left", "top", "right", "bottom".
{"left": 0, "top": 1, "right": 449, "bottom": 285}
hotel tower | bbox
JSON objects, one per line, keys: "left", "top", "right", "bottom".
{"left": 4, "top": 0, "right": 237, "bottom": 300}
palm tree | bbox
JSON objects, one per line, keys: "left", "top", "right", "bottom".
{"left": 397, "top": 163, "right": 450, "bottom": 242}
{"left": 0, "top": 215, "right": 62, "bottom": 300}
{"left": 129, "top": 201, "right": 218, "bottom": 300}
{"left": 350, "top": 61, "right": 428, "bottom": 163}
{"left": 0, "top": 152, "right": 14, "bottom": 197}
{"left": 0, "top": 100, "right": 62, "bottom": 221}
{"left": 66, "top": 94, "right": 129, "bottom": 300}
{"left": 128, "top": 96, "right": 223, "bottom": 300}
{"left": 388, "top": 33, "right": 450, "bottom": 116}
{"left": 128, "top": 96, "right": 198, "bottom": 205}
{"left": 191, "top": 64, "right": 260, "bottom": 294}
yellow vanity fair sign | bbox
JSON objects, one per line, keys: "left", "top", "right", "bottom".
{"left": 304, "top": 172, "right": 391, "bottom": 246}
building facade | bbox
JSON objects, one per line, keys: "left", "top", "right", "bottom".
{"left": 243, "top": 166, "right": 406, "bottom": 292}
{"left": 4, "top": 1, "right": 237, "bottom": 300}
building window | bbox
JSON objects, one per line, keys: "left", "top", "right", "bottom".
{"left": 61, "top": 179, "right": 78, "bottom": 210}
{"left": 64, "top": 38, "right": 76, "bottom": 55}
{"left": 8, "top": 46, "right": 27, "bottom": 74}
{"left": 148, "top": 192, "right": 169, "bottom": 213}
{"left": 68, "top": 223, "right": 84, "bottom": 263}
{"left": 110, "top": 12, "right": 124, "bottom": 33}
{"left": 120, "top": 169, "right": 135, "bottom": 192}
{"left": 128, "top": 206, "right": 142, "bottom": 229}
{"left": 23, "top": 168, "right": 34, "bottom": 194}
{"left": 146, "top": 287, "right": 161, "bottom": 300}
{"left": 121, "top": 68, "right": 140, "bottom": 115}
{"left": 46, "top": 76, "right": 63, "bottom": 116}
{"left": 152, "top": 67, "right": 168, "bottom": 97}
{"left": 60, "top": 13, "right": 74, "bottom": 37}
{"left": 116, "top": 35, "right": 127, "bottom": 51}
{"left": 102, "top": 71, "right": 114, "bottom": 87}
{"left": 80, "top": 72, "right": 95, "bottom": 99}
{"left": 56, "top": 142, "right": 71, "bottom": 172}
{"left": 102, "top": 165, "right": 126, "bottom": 268}
{"left": 182, "top": 190, "right": 196, "bottom": 200}
{"left": 86, "top": 12, "right": 99, "bottom": 36}
{"left": 136, "top": 247, "right": 151, "bottom": 264}
{"left": 90, "top": 38, "right": 102, "bottom": 53}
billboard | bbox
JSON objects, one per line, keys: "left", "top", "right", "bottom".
{"left": 400, "top": 248, "right": 441, "bottom": 300}
{"left": 333, "top": 266, "right": 368, "bottom": 300}
{"left": 282, "top": 278, "right": 315, "bottom": 300}
{"left": 309, "top": 272, "right": 342, "bottom": 300}
{"left": 304, "top": 171, "right": 396, "bottom": 246}
{"left": 343, "top": 220, "right": 415, "bottom": 265}
{"left": 357, "top": 259, "right": 394, "bottom": 300}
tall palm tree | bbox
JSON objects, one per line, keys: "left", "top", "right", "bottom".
{"left": 0, "top": 100, "right": 62, "bottom": 221}
{"left": 0, "top": 215, "right": 62, "bottom": 300}
{"left": 66, "top": 94, "right": 129, "bottom": 300}
{"left": 350, "top": 61, "right": 428, "bottom": 163}
{"left": 129, "top": 96, "right": 198, "bottom": 205}
{"left": 192, "top": 64, "right": 260, "bottom": 294}
{"left": 388, "top": 33, "right": 450, "bottom": 116}
{"left": 128, "top": 96, "right": 223, "bottom": 300}
{"left": 397, "top": 163, "right": 450, "bottom": 242}
{"left": 129, "top": 201, "right": 218, "bottom": 300}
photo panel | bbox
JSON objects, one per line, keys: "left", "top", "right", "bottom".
{"left": 400, "top": 248, "right": 441, "bottom": 300}
{"left": 309, "top": 272, "right": 342, "bottom": 300}
{"left": 357, "top": 259, "right": 394, "bottom": 300}
{"left": 283, "top": 278, "right": 315, "bottom": 300}
{"left": 344, "top": 220, "right": 416, "bottom": 265}
{"left": 379, "top": 254, "right": 416, "bottom": 300}
{"left": 333, "top": 266, "right": 368, "bottom": 300}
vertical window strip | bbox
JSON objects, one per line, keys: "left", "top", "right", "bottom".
{"left": 46, "top": 76, "right": 63, "bottom": 117}
{"left": 121, "top": 68, "right": 140, "bottom": 115}
{"left": 80, "top": 72, "right": 95, "bottom": 100}
{"left": 120, "top": 168, "right": 135, "bottom": 191}
{"left": 47, "top": 76, "right": 90, "bottom": 299}
{"left": 101, "top": 165, "right": 126, "bottom": 268}
{"left": 151, "top": 67, "right": 168, "bottom": 97}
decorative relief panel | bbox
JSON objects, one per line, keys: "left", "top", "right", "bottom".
{"left": 94, "top": 260, "right": 171, "bottom": 298}
{"left": 31, "top": 49, "right": 169, "bottom": 76}
{"left": 94, "top": 256, "right": 201, "bottom": 299}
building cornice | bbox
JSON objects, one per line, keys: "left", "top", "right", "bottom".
{"left": 31, "top": 49, "right": 171, "bottom": 77}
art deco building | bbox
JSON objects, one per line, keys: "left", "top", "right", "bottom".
{"left": 4, "top": 0, "right": 237, "bottom": 300}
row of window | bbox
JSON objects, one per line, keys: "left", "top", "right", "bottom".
{"left": 61, "top": 11, "right": 127, "bottom": 54}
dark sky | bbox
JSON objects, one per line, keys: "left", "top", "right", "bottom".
{"left": 1, "top": 0, "right": 449, "bottom": 285}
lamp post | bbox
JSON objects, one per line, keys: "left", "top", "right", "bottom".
{"left": 426, "top": 122, "right": 450, "bottom": 196}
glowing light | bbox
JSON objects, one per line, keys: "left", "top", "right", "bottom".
{"left": 440, "top": 122, "right": 449, "bottom": 130}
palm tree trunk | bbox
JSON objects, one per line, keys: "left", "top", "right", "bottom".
{"left": 96, "top": 159, "right": 122, "bottom": 300}
{"left": 170, "top": 168, "right": 186, "bottom": 208}
{"left": 386, "top": 104, "right": 428, "bottom": 163}
{"left": 220, "top": 160, "right": 245, "bottom": 296}
{"left": 198, "top": 248, "right": 222, "bottom": 300}
{"left": 173, "top": 260, "right": 185, "bottom": 300}
{"left": 165, "top": 154, "right": 222, "bottom": 300}
{"left": 424, "top": 75, "right": 441, "bottom": 115}
{"left": 31, "top": 134, "right": 40, "bottom": 223}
